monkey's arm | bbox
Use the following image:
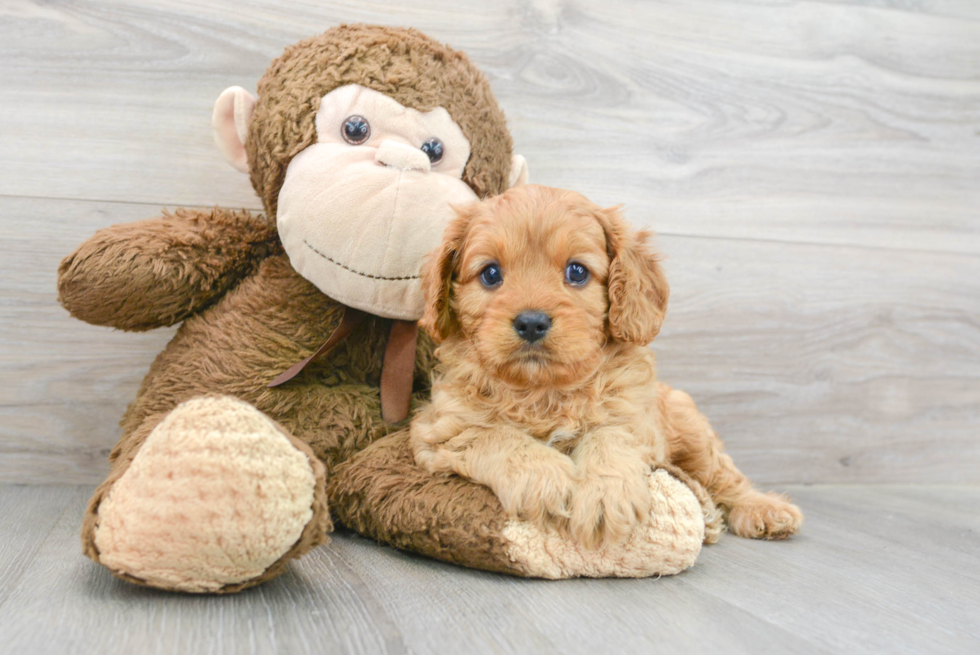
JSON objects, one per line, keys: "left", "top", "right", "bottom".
{"left": 58, "top": 207, "right": 279, "bottom": 331}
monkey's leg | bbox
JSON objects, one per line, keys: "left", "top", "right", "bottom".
{"left": 260, "top": 383, "right": 395, "bottom": 475}
{"left": 82, "top": 395, "right": 331, "bottom": 593}
{"left": 660, "top": 384, "right": 803, "bottom": 540}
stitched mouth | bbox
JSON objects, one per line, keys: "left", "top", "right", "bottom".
{"left": 303, "top": 239, "right": 420, "bottom": 282}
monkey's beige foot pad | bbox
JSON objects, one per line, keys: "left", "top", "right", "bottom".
{"left": 329, "top": 430, "right": 713, "bottom": 579}
{"left": 500, "top": 469, "right": 706, "bottom": 578}
{"left": 91, "top": 396, "right": 324, "bottom": 593}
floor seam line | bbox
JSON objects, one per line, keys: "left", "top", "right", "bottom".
{"left": 0, "top": 485, "right": 86, "bottom": 614}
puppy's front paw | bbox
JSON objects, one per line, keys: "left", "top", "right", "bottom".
{"left": 569, "top": 471, "right": 652, "bottom": 550}
{"left": 728, "top": 491, "right": 803, "bottom": 540}
{"left": 495, "top": 457, "right": 577, "bottom": 529}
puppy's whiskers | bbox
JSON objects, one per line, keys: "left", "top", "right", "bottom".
{"left": 515, "top": 344, "right": 551, "bottom": 362}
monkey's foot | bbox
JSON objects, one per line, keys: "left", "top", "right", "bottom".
{"left": 91, "top": 396, "right": 330, "bottom": 593}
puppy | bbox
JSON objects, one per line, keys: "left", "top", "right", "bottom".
{"left": 410, "top": 185, "right": 802, "bottom": 549}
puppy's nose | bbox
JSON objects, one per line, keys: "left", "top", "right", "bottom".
{"left": 513, "top": 311, "right": 552, "bottom": 343}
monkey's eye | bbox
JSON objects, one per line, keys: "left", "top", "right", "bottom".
{"left": 565, "top": 262, "right": 590, "bottom": 286}
{"left": 341, "top": 115, "right": 371, "bottom": 145}
{"left": 479, "top": 263, "right": 503, "bottom": 289}
{"left": 420, "top": 138, "right": 444, "bottom": 164}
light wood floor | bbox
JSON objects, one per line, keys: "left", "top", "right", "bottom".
{"left": 2, "top": 0, "right": 978, "bottom": 486}
{"left": 1, "top": 2, "right": 978, "bottom": 653}
{"left": 1, "top": 483, "right": 977, "bottom": 654}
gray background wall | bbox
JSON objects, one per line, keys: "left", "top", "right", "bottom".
{"left": 1, "top": 0, "right": 977, "bottom": 485}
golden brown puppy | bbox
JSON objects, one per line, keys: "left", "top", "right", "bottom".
{"left": 410, "top": 185, "right": 802, "bottom": 549}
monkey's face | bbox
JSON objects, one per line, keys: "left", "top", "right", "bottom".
{"left": 275, "top": 85, "right": 479, "bottom": 320}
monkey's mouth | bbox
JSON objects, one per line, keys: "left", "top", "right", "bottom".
{"left": 302, "top": 239, "right": 420, "bottom": 282}
{"left": 275, "top": 140, "right": 478, "bottom": 321}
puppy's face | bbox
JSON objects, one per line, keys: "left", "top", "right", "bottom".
{"left": 453, "top": 191, "right": 610, "bottom": 386}
{"left": 421, "top": 185, "right": 669, "bottom": 388}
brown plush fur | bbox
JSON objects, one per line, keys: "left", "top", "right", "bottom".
{"left": 248, "top": 24, "right": 513, "bottom": 218}
{"left": 411, "top": 185, "right": 803, "bottom": 549}
{"left": 58, "top": 25, "right": 515, "bottom": 591}
{"left": 58, "top": 208, "right": 279, "bottom": 331}
{"left": 329, "top": 430, "right": 523, "bottom": 575}
{"left": 330, "top": 429, "right": 721, "bottom": 577}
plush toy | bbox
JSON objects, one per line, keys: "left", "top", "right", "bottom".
{"left": 57, "top": 24, "right": 714, "bottom": 593}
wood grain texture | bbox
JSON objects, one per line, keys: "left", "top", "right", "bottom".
{"left": 0, "top": 484, "right": 81, "bottom": 607}
{"left": 3, "top": 194, "right": 976, "bottom": 484}
{"left": 679, "top": 485, "right": 980, "bottom": 655}
{"left": 0, "top": 198, "right": 177, "bottom": 483}
{"left": 0, "top": 0, "right": 978, "bottom": 483}
{"left": 657, "top": 234, "right": 980, "bottom": 484}
{"left": 0, "top": 484, "right": 977, "bottom": 654}
{"left": 1, "top": 0, "right": 977, "bottom": 249}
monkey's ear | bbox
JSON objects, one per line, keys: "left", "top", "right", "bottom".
{"left": 212, "top": 86, "right": 257, "bottom": 173}
{"left": 598, "top": 206, "right": 670, "bottom": 345}
{"left": 419, "top": 205, "right": 476, "bottom": 342}
{"left": 508, "top": 154, "right": 529, "bottom": 188}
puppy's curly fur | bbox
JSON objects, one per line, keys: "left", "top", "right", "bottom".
{"left": 410, "top": 185, "right": 802, "bottom": 548}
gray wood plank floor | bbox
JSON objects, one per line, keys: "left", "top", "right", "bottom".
{"left": 1, "top": 484, "right": 977, "bottom": 655}
{"left": 2, "top": 4, "right": 976, "bottom": 653}
{"left": 2, "top": 0, "right": 979, "bottom": 486}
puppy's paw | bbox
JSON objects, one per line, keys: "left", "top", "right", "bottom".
{"left": 727, "top": 491, "right": 803, "bottom": 540}
{"left": 412, "top": 444, "right": 458, "bottom": 475}
{"left": 569, "top": 471, "right": 652, "bottom": 550}
{"left": 495, "top": 456, "right": 577, "bottom": 529}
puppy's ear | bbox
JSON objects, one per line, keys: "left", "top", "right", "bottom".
{"left": 597, "top": 206, "right": 670, "bottom": 344}
{"left": 419, "top": 204, "right": 474, "bottom": 342}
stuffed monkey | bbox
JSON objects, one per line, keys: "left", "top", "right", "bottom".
{"left": 59, "top": 25, "right": 711, "bottom": 593}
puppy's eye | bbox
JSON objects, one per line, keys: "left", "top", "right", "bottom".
{"left": 479, "top": 263, "right": 503, "bottom": 289}
{"left": 341, "top": 115, "right": 370, "bottom": 145}
{"left": 565, "top": 262, "right": 590, "bottom": 286}
{"left": 421, "top": 137, "right": 444, "bottom": 164}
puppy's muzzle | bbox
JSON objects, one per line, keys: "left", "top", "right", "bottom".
{"left": 513, "top": 311, "right": 552, "bottom": 344}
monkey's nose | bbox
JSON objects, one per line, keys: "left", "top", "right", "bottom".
{"left": 375, "top": 141, "right": 431, "bottom": 172}
{"left": 513, "top": 311, "right": 552, "bottom": 344}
